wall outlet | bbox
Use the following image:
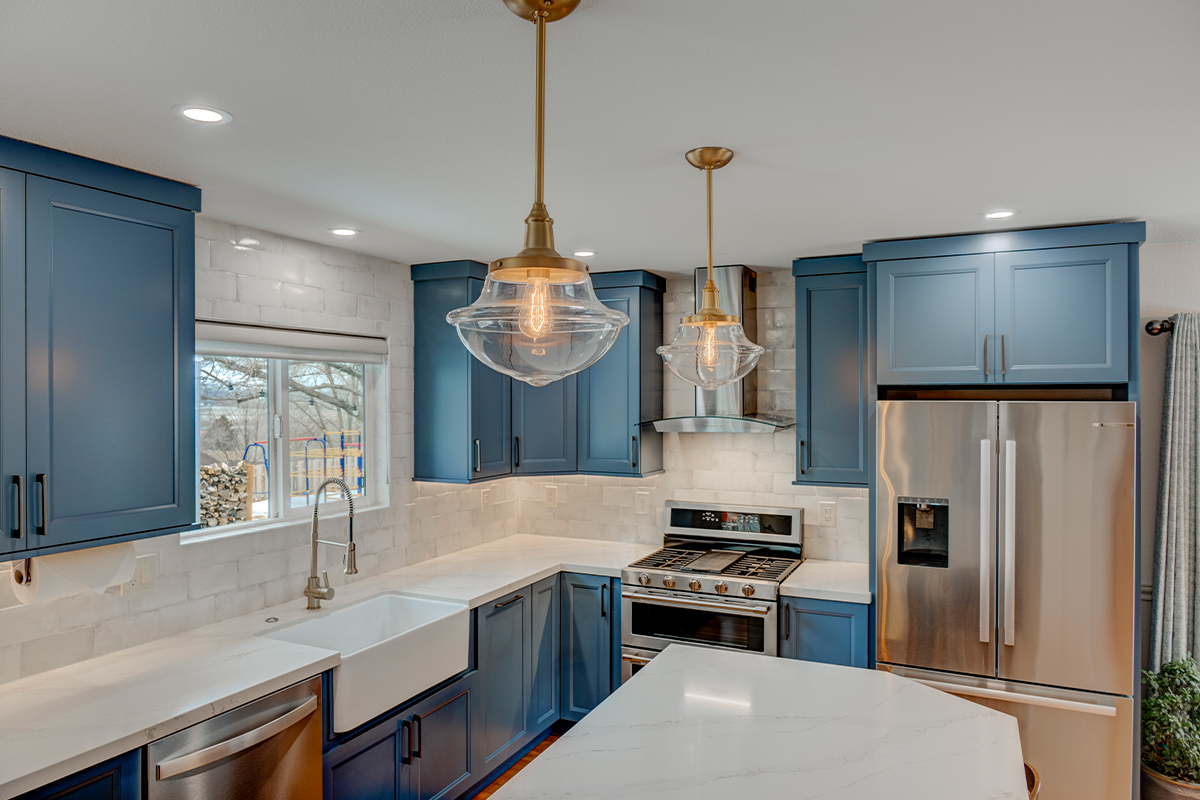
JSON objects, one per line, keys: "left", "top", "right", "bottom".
{"left": 819, "top": 501, "right": 837, "bottom": 528}
{"left": 121, "top": 554, "right": 157, "bottom": 596}
{"left": 635, "top": 491, "right": 650, "bottom": 515}
{"left": 544, "top": 485, "right": 558, "bottom": 508}
{"left": 481, "top": 488, "right": 493, "bottom": 510}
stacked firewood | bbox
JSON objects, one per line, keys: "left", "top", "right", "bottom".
{"left": 200, "top": 461, "right": 250, "bottom": 527}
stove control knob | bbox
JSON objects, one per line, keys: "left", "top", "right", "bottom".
{"left": 689, "top": 579, "right": 702, "bottom": 592}
{"left": 715, "top": 581, "right": 728, "bottom": 595}
{"left": 638, "top": 573, "right": 651, "bottom": 587}
{"left": 741, "top": 584, "right": 755, "bottom": 597}
{"left": 662, "top": 576, "right": 676, "bottom": 589}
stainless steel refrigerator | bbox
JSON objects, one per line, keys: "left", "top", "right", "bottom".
{"left": 876, "top": 400, "right": 1137, "bottom": 800}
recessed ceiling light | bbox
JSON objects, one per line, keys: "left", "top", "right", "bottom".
{"left": 329, "top": 228, "right": 359, "bottom": 237}
{"left": 985, "top": 210, "right": 1015, "bottom": 219}
{"left": 573, "top": 251, "right": 596, "bottom": 258}
{"left": 174, "top": 105, "right": 233, "bottom": 124}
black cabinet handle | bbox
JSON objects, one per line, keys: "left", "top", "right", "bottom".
{"left": 495, "top": 594, "right": 524, "bottom": 609}
{"left": 10, "top": 475, "right": 22, "bottom": 539}
{"left": 783, "top": 603, "right": 790, "bottom": 641}
{"left": 1001, "top": 334, "right": 1007, "bottom": 375}
{"left": 400, "top": 719, "right": 412, "bottom": 765}
{"left": 514, "top": 436, "right": 520, "bottom": 468}
{"left": 797, "top": 440, "right": 805, "bottom": 475}
{"left": 412, "top": 714, "right": 423, "bottom": 759}
{"left": 474, "top": 440, "right": 481, "bottom": 473}
{"left": 35, "top": 474, "right": 48, "bottom": 536}
{"left": 984, "top": 334, "right": 990, "bottom": 376}
{"left": 601, "top": 584, "right": 607, "bottom": 618}
{"left": 630, "top": 436, "right": 637, "bottom": 468}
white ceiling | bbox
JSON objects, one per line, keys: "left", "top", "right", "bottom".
{"left": 2, "top": 0, "right": 1198, "bottom": 275}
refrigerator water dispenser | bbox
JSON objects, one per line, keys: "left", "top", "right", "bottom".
{"left": 897, "top": 496, "right": 949, "bottom": 568}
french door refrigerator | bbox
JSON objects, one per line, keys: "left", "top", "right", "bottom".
{"left": 876, "top": 400, "right": 1137, "bottom": 800}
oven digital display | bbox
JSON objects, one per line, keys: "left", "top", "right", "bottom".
{"left": 669, "top": 508, "right": 792, "bottom": 536}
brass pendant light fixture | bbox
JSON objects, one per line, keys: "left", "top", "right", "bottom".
{"left": 447, "top": 0, "right": 629, "bottom": 388}
{"left": 658, "top": 148, "right": 764, "bottom": 390}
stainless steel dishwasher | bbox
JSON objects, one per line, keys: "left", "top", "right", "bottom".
{"left": 147, "top": 675, "right": 322, "bottom": 799}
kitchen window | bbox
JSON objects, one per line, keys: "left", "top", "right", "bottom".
{"left": 191, "top": 322, "right": 389, "bottom": 537}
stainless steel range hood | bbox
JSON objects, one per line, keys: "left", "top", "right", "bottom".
{"left": 652, "top": 265, "right": 795, "bottom": 434}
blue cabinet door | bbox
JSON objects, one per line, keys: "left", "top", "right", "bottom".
{"left": 529, "top": 574, "right": 560, "bottom": 731}
{"left": 577, "top": 289, "right": 639, "bottom": 475}
{"left": 24, "top": 177, "right": 195, "bottom": 548}
{"left": 512, "top": 377, "right": 576, "bottom": 475}
{"left": 325, "top": 714, "right": 403, "bottom": 800}
{"left": 994, "top": 245, "right": 1128, "bottom": 383}
{"left": 780, "top": 597, "right": 868, "bottom": 668}
{"left": 876, "top": 254, "right": 995, "bottom": 385}
{"left": 0, "top": 168, "right": 25, "bottom": 557}
{"left": 17, "top": 750, "right": 142, "bottom": 800}
{"left": 476, "top": 586, "right": 531, "bottom": 771}
{"left": 560, "top": 573, "right": 614, "bottom": 721}
{"left": 795, "top": 271, "right": 869, "bottom": 485}
{"left": 405, "top": 675, "right": 476, "bottom": 800}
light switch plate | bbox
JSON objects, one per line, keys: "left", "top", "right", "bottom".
{"left": 635, "top": 491, "right": 650, "bottom": 515}
{"left": 819, "top": 501, "right": 837, "bottom": 527}
{"left": 544, "top": 485, "right": 558, "bottom": 508}
{"left": 121, "top": 553, "right": 157, "bottom": 596}
{"left": 481, "top": 488, "right": 493, "bottom": 510}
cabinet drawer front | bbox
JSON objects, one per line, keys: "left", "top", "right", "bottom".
{"left": 25, "top": 177, "right": 195, "bottom": 546}
{"left": 877, "top": 254, "right": 994, "bottom": 385}
{"left": 994, "top": 245, "right": 1128, "bottom": 383}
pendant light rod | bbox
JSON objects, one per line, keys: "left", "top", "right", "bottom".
{"left": 534, "top": 11, "right": 546, "bottom": 206}
{"left": 706, "top": 164, "right": 714, "bottom": 279}
{"left": 684, "top": 147, "right": 736, "bottom": 323}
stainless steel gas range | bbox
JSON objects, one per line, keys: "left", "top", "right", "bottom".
{"left": 620, "top": 501, "right": 804, "bottom": 681}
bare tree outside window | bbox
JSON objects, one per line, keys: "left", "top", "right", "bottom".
{"left": 197, "top": 356, "right": 270, "bottom": 522}
{"left": 288, "top": 361, "right": 366, "bottom": 507}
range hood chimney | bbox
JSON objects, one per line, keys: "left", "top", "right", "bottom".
{"left": 652, "top": 266, "right": 795, "bottom": 434}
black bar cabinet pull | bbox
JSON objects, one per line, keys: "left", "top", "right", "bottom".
{"left": 797, "top": 441, "right": 805, "bottom": 475}
{"left": 400, "top": 719, "right": 412, "bottom": 765}
{"left": 495, "top": 594, "right": 524, "bottom": 609}
{"left": 10, "top": 475, "right": 22, "bottom": 539}
{"left": 984, "top": 335, "right": 989, "bottom": 376}
{"left": 514, "top": 436, "right": 520, "bottom": 467}
{"left": 1001, "top": 334, "right": 1007, "bottom": 375}
{"left": 783, "top": 603, "right": 790, "bottom": 641}
{"left": 412, "top": 714, "right": 423, "bottom": 759}
{"left": 35, "top": 474, "right": 48, "bottom": 536}
{"left": 630, "top": 436, "right": 637, "bottom": 468}
{"left": 601, "top": 584, "right": 607, "bottom": 618}
{"left": 474, "top": 440, "right": 481, "bottom": 473}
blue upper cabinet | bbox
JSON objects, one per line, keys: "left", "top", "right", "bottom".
{"left": 512, "top": 377, "right": 576, "bottom": 475}
{"left": 577, "top": 272, "right": 665, "bottom": 477}
{"left": 793, "top": 257, "right": 871, "bottom": 485}
{"left": 994, "top": 245, "right": 1128, "bottom": 383}
{"left": 413, "top": 262, "right": 511, "bottom": 483}
{"left": 865, "top": 223, "right": 1145, "bottom": 387}
{"left": 876, "top": 254, "right": 995, "bottom": 385}
{"left": 0, "top": 136, "right": 199, "bottom": 562}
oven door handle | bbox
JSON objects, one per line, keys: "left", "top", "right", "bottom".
{"left": 621, "top": 653, "right": 653, "bottom": 665}
{"left": 621, "top": 592, "right": 772, "bottom": 616}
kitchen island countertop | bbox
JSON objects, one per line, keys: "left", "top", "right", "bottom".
{"left": 491, "top": 644, "right": 1026, "bottom": 800}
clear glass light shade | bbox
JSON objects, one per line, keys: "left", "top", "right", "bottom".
{"left": 447, "top": 275, "right": 629, "bottom": 387}
{"left": 657, "top": 321, "right": 764, "bottom": 391}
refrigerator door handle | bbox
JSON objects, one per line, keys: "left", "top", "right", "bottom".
{"left": 979, "top": 439, "right": 991, "bottom": 644}
{"left": 909, "top": 677, "right": 1118, "bottom": 718}
{"left": 1003, "top": 439, "right": 1017, "bottom": 647}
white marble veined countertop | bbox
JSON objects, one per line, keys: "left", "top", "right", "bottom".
{"left": 492, "top": 644, "right": 1026, "bottom": 800}
{"left": 781, "top": 559, "right": 871, "bottom": 604}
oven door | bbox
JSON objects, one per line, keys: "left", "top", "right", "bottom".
{"left": 621, "top": 590, "right": 777, "bottom": 656}
{"left": 620, "top": 646, "right": 659, "bottom": 684}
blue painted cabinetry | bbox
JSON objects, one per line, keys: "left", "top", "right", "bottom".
{"left": 779, "top": 597, "right": 868, "bottom": 668}
{"left": 0, "top": 136, "right": 199, "bottom": 562}
{"left": 793, "top": 257, "right": 871, "bottom": 485}
{"left": 560, "top": 573, "right": 618, "bottom": 721}
{"left": 412, "top": 262, "right": 511, "bottom": 483}
{"left": 15, "top": 749, "right": 141, "bottom": 800}
{"left": 476, "top": 587, "right": 532, "bottom": 772}
{"left": 512, "top": 378, "right": 576, "bottom": 474}
{"left": 577, "top": 272, "right": 664, "bottom": 477}
{"left": 529, "top": 574, "right": 560, "bottom": 730}
{"left": 867, "top": 224, "right": 1144, "bottom": 386}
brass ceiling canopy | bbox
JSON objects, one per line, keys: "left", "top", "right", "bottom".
{"left": 502, "top": 0, "right": 581, "bottom": 23}
{"left": 683, "top": 147, "right": 739, "bottom": 325}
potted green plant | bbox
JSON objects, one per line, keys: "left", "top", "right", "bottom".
{"left": 1143, "top": 659, "right": 1200, "bottom": 799}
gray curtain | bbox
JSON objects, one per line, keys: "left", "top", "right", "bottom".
{"left": 1152, "top": 313, "right": 1200, "bottom": 667}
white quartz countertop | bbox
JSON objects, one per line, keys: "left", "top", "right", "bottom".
{"left": 780, "top": 559, "right": 871, "bottom": 604}
{"left": 0, "top": 534, "right": 654, "bottom": 798}
{"left": 492, "top": 645, "right": 1026, "bottom": 800}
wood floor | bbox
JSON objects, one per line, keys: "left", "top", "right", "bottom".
{"left": 472, "top": 734, "right": 561, "bottom": 799}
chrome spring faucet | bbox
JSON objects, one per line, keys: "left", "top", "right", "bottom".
{"left": 304, "top": 477, "right": 359, "bottom": 610}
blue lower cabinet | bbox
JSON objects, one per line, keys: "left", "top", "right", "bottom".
{"left": 779, "top": 597, "right": 868, "bottom": 668}
{"left": 16, "top": 750, "right": 141, "bottom": 800}
{"left": 560, "top": 573, "right": 617, "bottom": 721}
{"left": 406, "top": 677, "right": 477, "bottom": 800}
{"left": 476, "top": 586, "right": 532, "bottom": 771}
{"left": 529, "top": 574, "right": 560, "bottom": 730}
{"left": 325, "top": 714, "right": 404, "bottom": 800}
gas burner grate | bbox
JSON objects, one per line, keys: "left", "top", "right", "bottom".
{"left": 723, "top": 555, "right": 802, "bottom": 582}
{"left": 628, "top": 548, "right": 704, "bottom": 571}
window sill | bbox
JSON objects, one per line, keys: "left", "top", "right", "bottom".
{"left": 181, "top": 502, "right": 391, "bottom": 546}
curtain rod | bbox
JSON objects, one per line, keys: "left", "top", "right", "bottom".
{"left": 1146, "top": 319, "right": 1175, "bottom": 336}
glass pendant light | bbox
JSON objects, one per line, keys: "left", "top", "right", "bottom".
{"left": 658, "top": 148, "right": 764, "bottom": 390}
{"left": 447, "top": 0, "right": 628, "bottom": 388}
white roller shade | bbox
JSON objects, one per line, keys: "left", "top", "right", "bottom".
{"left": 196, "top": 321, "right": 387, "bottom": 364}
